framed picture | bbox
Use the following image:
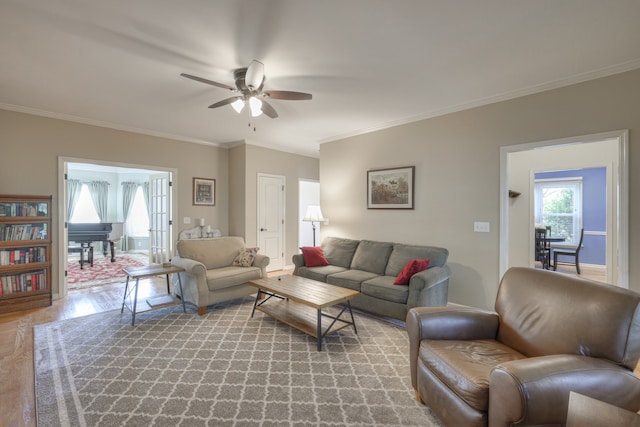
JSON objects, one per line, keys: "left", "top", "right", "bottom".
{"left": 367, "top": 166, "right": 414, "bottom": 209}
{"left": 193, "top": 177, "right": 215, "bottom": 206}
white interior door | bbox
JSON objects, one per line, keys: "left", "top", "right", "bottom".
{"left": 258, "top": 174, "right": 284, "bottom": 271}
{"left": 149, "top": 173, "right": 172, "bottom": 264}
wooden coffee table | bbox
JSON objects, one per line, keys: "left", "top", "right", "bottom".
{"left": 248, "top": 275, "right": 360, "bottom": 351}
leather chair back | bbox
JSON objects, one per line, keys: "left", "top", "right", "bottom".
{"left": 495, "top": 267, "right": 640, "bottom": 370}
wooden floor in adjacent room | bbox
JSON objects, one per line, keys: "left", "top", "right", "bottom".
{"left": 0, "top": 266, "right": 625, "bottom": 426}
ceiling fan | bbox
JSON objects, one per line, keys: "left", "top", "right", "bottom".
{"left": 181, "top": 60, "right": 312, "bottom": 119}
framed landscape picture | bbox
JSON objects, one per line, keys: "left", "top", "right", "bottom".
{"left": 367, "top": 166, "right": 414, "bottom": 209}
{"left": 193, "top": 177, "right": 215, "bottom": 206}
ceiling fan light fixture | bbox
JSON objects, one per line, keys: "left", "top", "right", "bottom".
{"left": 231, "top": 98, "right": 245, "bottom": 113}
{"left": 245, "top": 60, "right": 264, "bottom": 90}
{"left": 249, "top": 97, "right": 263, "bottom": 117}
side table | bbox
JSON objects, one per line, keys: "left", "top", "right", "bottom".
{"left": 121, "top": 263, "right": 186, "bottom": 325}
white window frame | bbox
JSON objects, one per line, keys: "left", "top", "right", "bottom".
{"left": 534, "top": 177, "right": 582, "bottom": 245}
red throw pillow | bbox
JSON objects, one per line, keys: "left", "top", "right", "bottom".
{"left": 300, "top": 246, "right": 330, "bottom": 267}
{"left": 394, "top": 259, "right": 430, "bottom": 285}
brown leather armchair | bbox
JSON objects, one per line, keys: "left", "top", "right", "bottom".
{"left": 407, "top": 267, "right": 640, "bottom": 426}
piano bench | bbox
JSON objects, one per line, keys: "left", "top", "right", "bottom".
{"left": 68, "top": 243, "right": 94, "bottom": 269}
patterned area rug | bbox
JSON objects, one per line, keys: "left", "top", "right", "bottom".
{"left": 67, "top": 253, "right": 148, "bottom": 289}
{"left": 34, "top": 297, "right": 443, "bottom": 426}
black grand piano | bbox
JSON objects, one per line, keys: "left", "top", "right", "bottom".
{"left": 68, "top": 223, "right": 124, "bottom": 262}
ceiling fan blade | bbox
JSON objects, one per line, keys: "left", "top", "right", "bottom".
{"left": 245, "top": 60, "right": 265, "bottom": 90}
{"left": 181, "top": 73, "right": 235, "bottom": 91}
{"left": 260, "top": 100, "right": 279, "bottom": 119}
{"left": 263, "top": 90, "right": 312, "bottom": 100}
{"left": 208, "top": 96, "right": 242, "bottom": 109}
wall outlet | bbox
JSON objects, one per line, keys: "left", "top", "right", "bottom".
{"left": 474, "top": 221, "right": 490, "bottom": 232}
{"left": 183, "top": 217, "right": 191, "bottom": 224}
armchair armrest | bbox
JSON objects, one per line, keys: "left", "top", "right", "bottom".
{"left": 490, "top": 355, "right": 640, "bottom": 426}
{"left": 170, "top": 255, "right": 208, "bottom": 308}
{"left": 253, "top": 254, "right": 270, "bottom": 277}
{"left": 406, "top": 305, "right": 499, "bottom": 389}
{"left": 171, "top": 255, "right": 206, "bottom": 276}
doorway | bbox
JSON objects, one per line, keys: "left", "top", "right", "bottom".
{"left": 257, "top": 173, "right": 285, "bottom": 272}
{"left": 499, "top": 130, "right": 628, "bottom": 287}
{"left": 58, "top": 157, "right": 177, "bottom": 297}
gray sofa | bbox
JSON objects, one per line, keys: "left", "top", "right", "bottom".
{"left": 292, "top": 236, "right": 450, "bottom": 320}
{"left": 171, "top": 236, "right": 269, "bottom": 315}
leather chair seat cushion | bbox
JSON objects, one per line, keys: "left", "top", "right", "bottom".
{"left": 420, "top": 339, "right": 526, "bottom": 411}
{"left": 205, "top": 266, "right": 262, "bottom": 291}
{"left": 296, "top": 265, "right": 347, "bottom": 282}
{"left": 327, "top": 269, "right": 379, "bottom": 291}
{"left": 362, "top": 275, "right": 409, "bottom": 303}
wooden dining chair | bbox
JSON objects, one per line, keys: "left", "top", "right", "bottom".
{"left": 535, "top": 228, "right": 551, "bottom": 269}
{"left": 553, "top": 228, "right": 585, "bottom": 274}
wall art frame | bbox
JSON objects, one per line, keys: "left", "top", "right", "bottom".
{"left": 367, "top": 166, "right": 414, "bottom": 209}
{"left": 193, "top": 177, "right": 215, "bottom": 206}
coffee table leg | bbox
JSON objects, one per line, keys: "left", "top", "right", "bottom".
{"left": 121, "top": 276, "right": 130, "bottom": 313}
{"left": 347, "top": 301, "right": 358, "bottom": 334}
{"left": 251, "top": 290, "right": 261, "bottom": 318}
{"left": 317, "top": 309, "right": 322, "bottom": 351}
{"left": 176, "top": 272, "right": 186, "bottom": 313}
{"left": 131, "top": 278, "right": 140, "bottom": 326}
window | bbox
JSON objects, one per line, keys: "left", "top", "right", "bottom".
{"left": 534, "top": 178, "right": 582, "bottom": 244}
{"left": 125, "top": 186, "right": 149, "bottom": 237}
{"left": 69, "top": 184, "right": 100, "bottom": 223}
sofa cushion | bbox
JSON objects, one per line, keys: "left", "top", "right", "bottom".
{"left": 205, "top": 266, "right": 262, "bottom": 291}
{"left": 394, "top": 259, "right": 430, "bottom": 285}
{"left": 385, "top": 244, "right": 449, "bottom": 276}
{"left": 177, "top": 237, "right": 245, "bottom": 269}
{"left": 300, "top": 246, "right": 330, "bottom": 267}
{"left": 362, "top": 275, "right": 409, "bottom": 303}
{"left": 297, "top": 265, "right": 347, "bottom": 282}
{"left": 327, "top": 269, "right": 379, "bottom": 291}
{"left": 350, "top": 240, "right": 393, "bottom": 275}
{"left": 322, "top": 237, "right": 360, "bottom": 269}
{"left": 420, "top": 339, "right": 526, "bottom": 412}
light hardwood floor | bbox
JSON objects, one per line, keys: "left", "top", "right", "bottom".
{"left": 0, "top": 266, "right": 629, "bottom": 425}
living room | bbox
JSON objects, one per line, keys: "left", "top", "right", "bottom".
{"left": 2, "top": 1, "right": 640, "bottom": 425}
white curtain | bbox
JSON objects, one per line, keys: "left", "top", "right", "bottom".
{"left": 87, "top": 180, "right": 109, "bottom": 223}
{"left": 142, "top": 181, "right": 150, "bottom": 218}
{"left": 67, "top": 179, "right": 82, "bottom": 221}
{"left": 122, "top": 182, "right": 139, "bottom": 251}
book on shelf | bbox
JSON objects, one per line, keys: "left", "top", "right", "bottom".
{"left": 0, "top": 270, "right": 46, "bottom": 295}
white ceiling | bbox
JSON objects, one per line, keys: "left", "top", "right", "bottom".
{"left": 2, "top": 1, "right": 640, "bottom": 158}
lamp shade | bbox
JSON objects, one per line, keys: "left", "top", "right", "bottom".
{"left": 303, "top": 205, "right": 324, "bottom": 222}
{"left": 249, "top": 97, "right": 263, "bottom": 117}
{"left": 231, "top": 98, "right": 245, "bottom": 113}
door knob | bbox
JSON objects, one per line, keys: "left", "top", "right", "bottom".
{"left": 260, "top": 228, "right": 267, "bottom": 231}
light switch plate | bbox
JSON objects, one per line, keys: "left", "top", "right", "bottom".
{"left": 474, "top": 221, "right": 490, "bottom": 232}
{"left": 184, "top": 217, "right": 191, "bottom": 224}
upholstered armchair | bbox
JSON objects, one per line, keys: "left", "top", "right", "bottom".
{"left": 407, "top": 267, "right": 640, "bottom": 426}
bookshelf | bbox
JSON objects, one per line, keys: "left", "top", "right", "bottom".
{"left": 0, "top": 195, "right": 52, "bottom": 314}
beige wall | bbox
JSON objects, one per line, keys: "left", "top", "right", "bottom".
{"left": 320, "top": 68, "right": 640, "bottom": 310}
{"left": 228, "top": 144, "right": 246, "bottom": 237}
{"left": 0, "top": 109, "right": 229, "bottom": 296}
{"left": 237, "top": 144, "right": 320, "bottom": 265}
